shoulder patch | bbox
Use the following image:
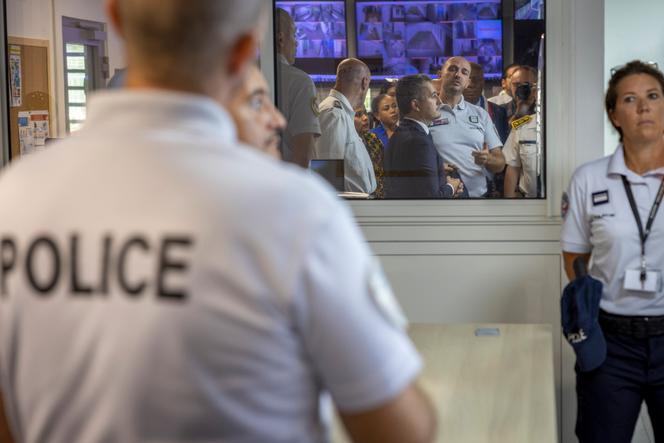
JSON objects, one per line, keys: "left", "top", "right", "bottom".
{"left": 561, "top": 192, "right": 569, "bottom": 219}
{"left": 511, "top": 115, "right": 532, "bottom": 130}
{"left": 311, "top": 96, "right": 321, "bottom": 117}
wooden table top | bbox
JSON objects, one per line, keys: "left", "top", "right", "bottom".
{"left": 332, "top": 323, "right": 557, "bottom": 443}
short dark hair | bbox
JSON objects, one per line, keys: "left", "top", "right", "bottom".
{"left": 379, "top": 79, "right": 397, "bottom": 95}
{"left": 512, "top": 65, "right": 537, "bottom": 81}
{"left": 396, "top": 74, "right": 431, "bottom": 115}
{"left": 502, "top": 63, "right": 520, "bottom": 80}
{"left": 605, "top": 60, "right": 664, "bottom": 141}
{"left": 371, "top": 93, "right": 391, "bottom": 115}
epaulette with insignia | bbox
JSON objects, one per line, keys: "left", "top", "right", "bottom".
{"left": 511, "top": 115, "right": 532, "bottom": 130}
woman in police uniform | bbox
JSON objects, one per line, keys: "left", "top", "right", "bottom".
{"left": 562, "top": 60, "right": 664, "bottom": 443}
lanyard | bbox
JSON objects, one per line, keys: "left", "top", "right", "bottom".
{"left": 621, "top": 175, "right": 664, "bottom": 281}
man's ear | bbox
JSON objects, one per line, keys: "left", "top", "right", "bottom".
{"left": 106, "top": 0, "right": 124, "bottom": 38}
{"left": 227, "top": 33, "right": 258, "bottom": 77}
{"left": 411, "top": 98, "right": 420, "bottom": 113}
{"left": 362, "top": 75, "right": 370, "bottom": 91}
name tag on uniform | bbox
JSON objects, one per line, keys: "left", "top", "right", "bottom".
{"left": 624, "top": 269, "right": 662, "bottom": 293}
{"left": 592, "top": 190, "right": 610, "bottom": 206}
{"left": 469, "top": 115, "right": 479, "bottom": 123}
{"left": 432, "top": 118, "right": 450, "bottom": 126}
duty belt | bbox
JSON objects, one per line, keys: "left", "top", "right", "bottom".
{"left": 600, "top": 310, "right": 664, "bottom": 339}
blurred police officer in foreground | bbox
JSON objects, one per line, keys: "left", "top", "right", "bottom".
{"left": 0, "top": 1, "right": 436, "bottom": 442}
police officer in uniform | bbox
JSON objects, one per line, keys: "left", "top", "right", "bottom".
{"left": 503, "top": 66, "right": 541, "bottom": 198}
{"left": 316, "top": 58, "right": 377, "bottom": 195}
{"left": 562, "top": 60, "right": 664, "bottom": 443}
{"left": 430, "top": 56, "right": 504, "bottom": 198}
{"left": 503, "top": 114, "right": 540, "bottom": 198}
{"left": 0, "top": 1, "right": 436, "bottom": 442}
{"left": 275, "top": 8, "right": 321, "bottom": 167}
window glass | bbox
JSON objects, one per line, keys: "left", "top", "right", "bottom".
{"left": 274, "top": 0, "right": 546, "bottom": 200}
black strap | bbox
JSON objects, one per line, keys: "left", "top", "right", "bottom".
{"left": 621, "top": 176, "right": 664, "bottom": 280}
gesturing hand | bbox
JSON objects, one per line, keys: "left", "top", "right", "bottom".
{"left": 471, "top": 143, "right": 490, "bottom": 167}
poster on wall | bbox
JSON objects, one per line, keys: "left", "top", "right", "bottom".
{"left": 9, "top": 45, "right": 22, "bottom": 108}
{"left": 18, "top": 110, "right": 50, "bottom": 156}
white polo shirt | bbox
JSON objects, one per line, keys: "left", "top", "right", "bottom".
{"left": 276, "top": 54, "right": 322, "bottom": 161}
{"left": 503, "top": 115, "right": 540, "bottom": 198}
{"left": 316, "top": 89, "right": 377, "bottom": 194}
{"left": 561, "top": 145, "right": 664, "bottom": 316}
{"left": 0, "top": 91, "right": 421, "bottom": 443}
{"left": 430, "top": 97, "right": 503, "bottom": 197}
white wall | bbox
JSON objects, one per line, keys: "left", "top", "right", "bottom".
{"left": 6, "top": 0, "right": 53, "bottom": 40}
{"left": 604, "top": 0, "right": 664, "bottom": 155}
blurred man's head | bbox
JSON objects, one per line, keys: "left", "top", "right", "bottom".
{"left": 510, "top": 66, "right": 538, "bottom": 105}
{"left": 107, "top": 0, "right": 267, "bottom": 103}
{"left": 396, "top": 74, "right": 442, "bottom": 125}
{"left": 464, "top": 62, "right": 485, "bottom": 105}
{"left": 502, "top": 63, "right": 520, "bottom": 97}
{"left": 439, "top": 57, "right": 471, "bottom": 97}
{"left": 335, "top": 58, "right": 371, "bottom": 108}
{"left": 227, "top": 65, "right": 286, "bottom": 159}
{"left": 275, "top": 8, "right": 297, "bottom": 65}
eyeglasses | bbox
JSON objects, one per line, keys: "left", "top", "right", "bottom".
{"left": 610, "top": 61, "right": 659, "bottom": 76}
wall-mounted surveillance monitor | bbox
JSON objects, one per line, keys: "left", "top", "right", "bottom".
{"left": 276, "top": 0, "right": 348, "bottom": 82}
{"left": 355, "top": 0, "right": 503, "bottom": 81}
{"left": 515, "top": 0, "right": 543, "bottom": 20}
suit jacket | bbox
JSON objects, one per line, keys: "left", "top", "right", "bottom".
{"left": 487, "top": 100, "right": 510, "bottom": 144}
{"left": 384, "top": 118, "right": 454, "bottom": 199}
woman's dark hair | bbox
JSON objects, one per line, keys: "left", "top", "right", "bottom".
{"left": 605, "top": 60, "right": 664, "bottom": 141}
{"left": 371, "top": 93, "right": 392, "bottom": 115}
{"left": 379, "top": 79, "right": 397, "bottom": 95}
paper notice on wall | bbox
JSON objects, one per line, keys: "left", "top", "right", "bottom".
{"left": 18, "top": 110, "right": 50, "bottom": 156}
{"left": 9, "top": 46, "right": 22, "bottom": 108}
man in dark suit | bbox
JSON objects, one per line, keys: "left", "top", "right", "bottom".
{"left": 384, "top": 74, "right": 464, "bottom": 199}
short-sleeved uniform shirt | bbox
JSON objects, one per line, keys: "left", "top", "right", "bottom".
{"left": 276, "top": 55, "right": 321, "bottom": 161}
{"left": 503, "top": 115, "right": 540, "bottom": 197}
{"left": 430, "top": 97, "right": 503, "bottom": 197}
{"left": 0, "top": 91, "right": 421, "bottom": 443}
{"left": 316, "top": 89, "right": 377, "bottom": 194}
{"left": 561, "top": 145, "right": 664, "bottom": 316}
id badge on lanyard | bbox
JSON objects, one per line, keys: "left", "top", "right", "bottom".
{"left": 621, "top": 176, "right": 664, "bottom": 293}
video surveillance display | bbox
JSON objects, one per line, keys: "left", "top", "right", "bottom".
{"left": 356, "top": 1, "right": 502, "bottom": 80}
{"left": 276, "top": 1, "right": 348, "bottom": 59}
{"left": 515, "top": 0, "right": 544, "bottom": 20}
